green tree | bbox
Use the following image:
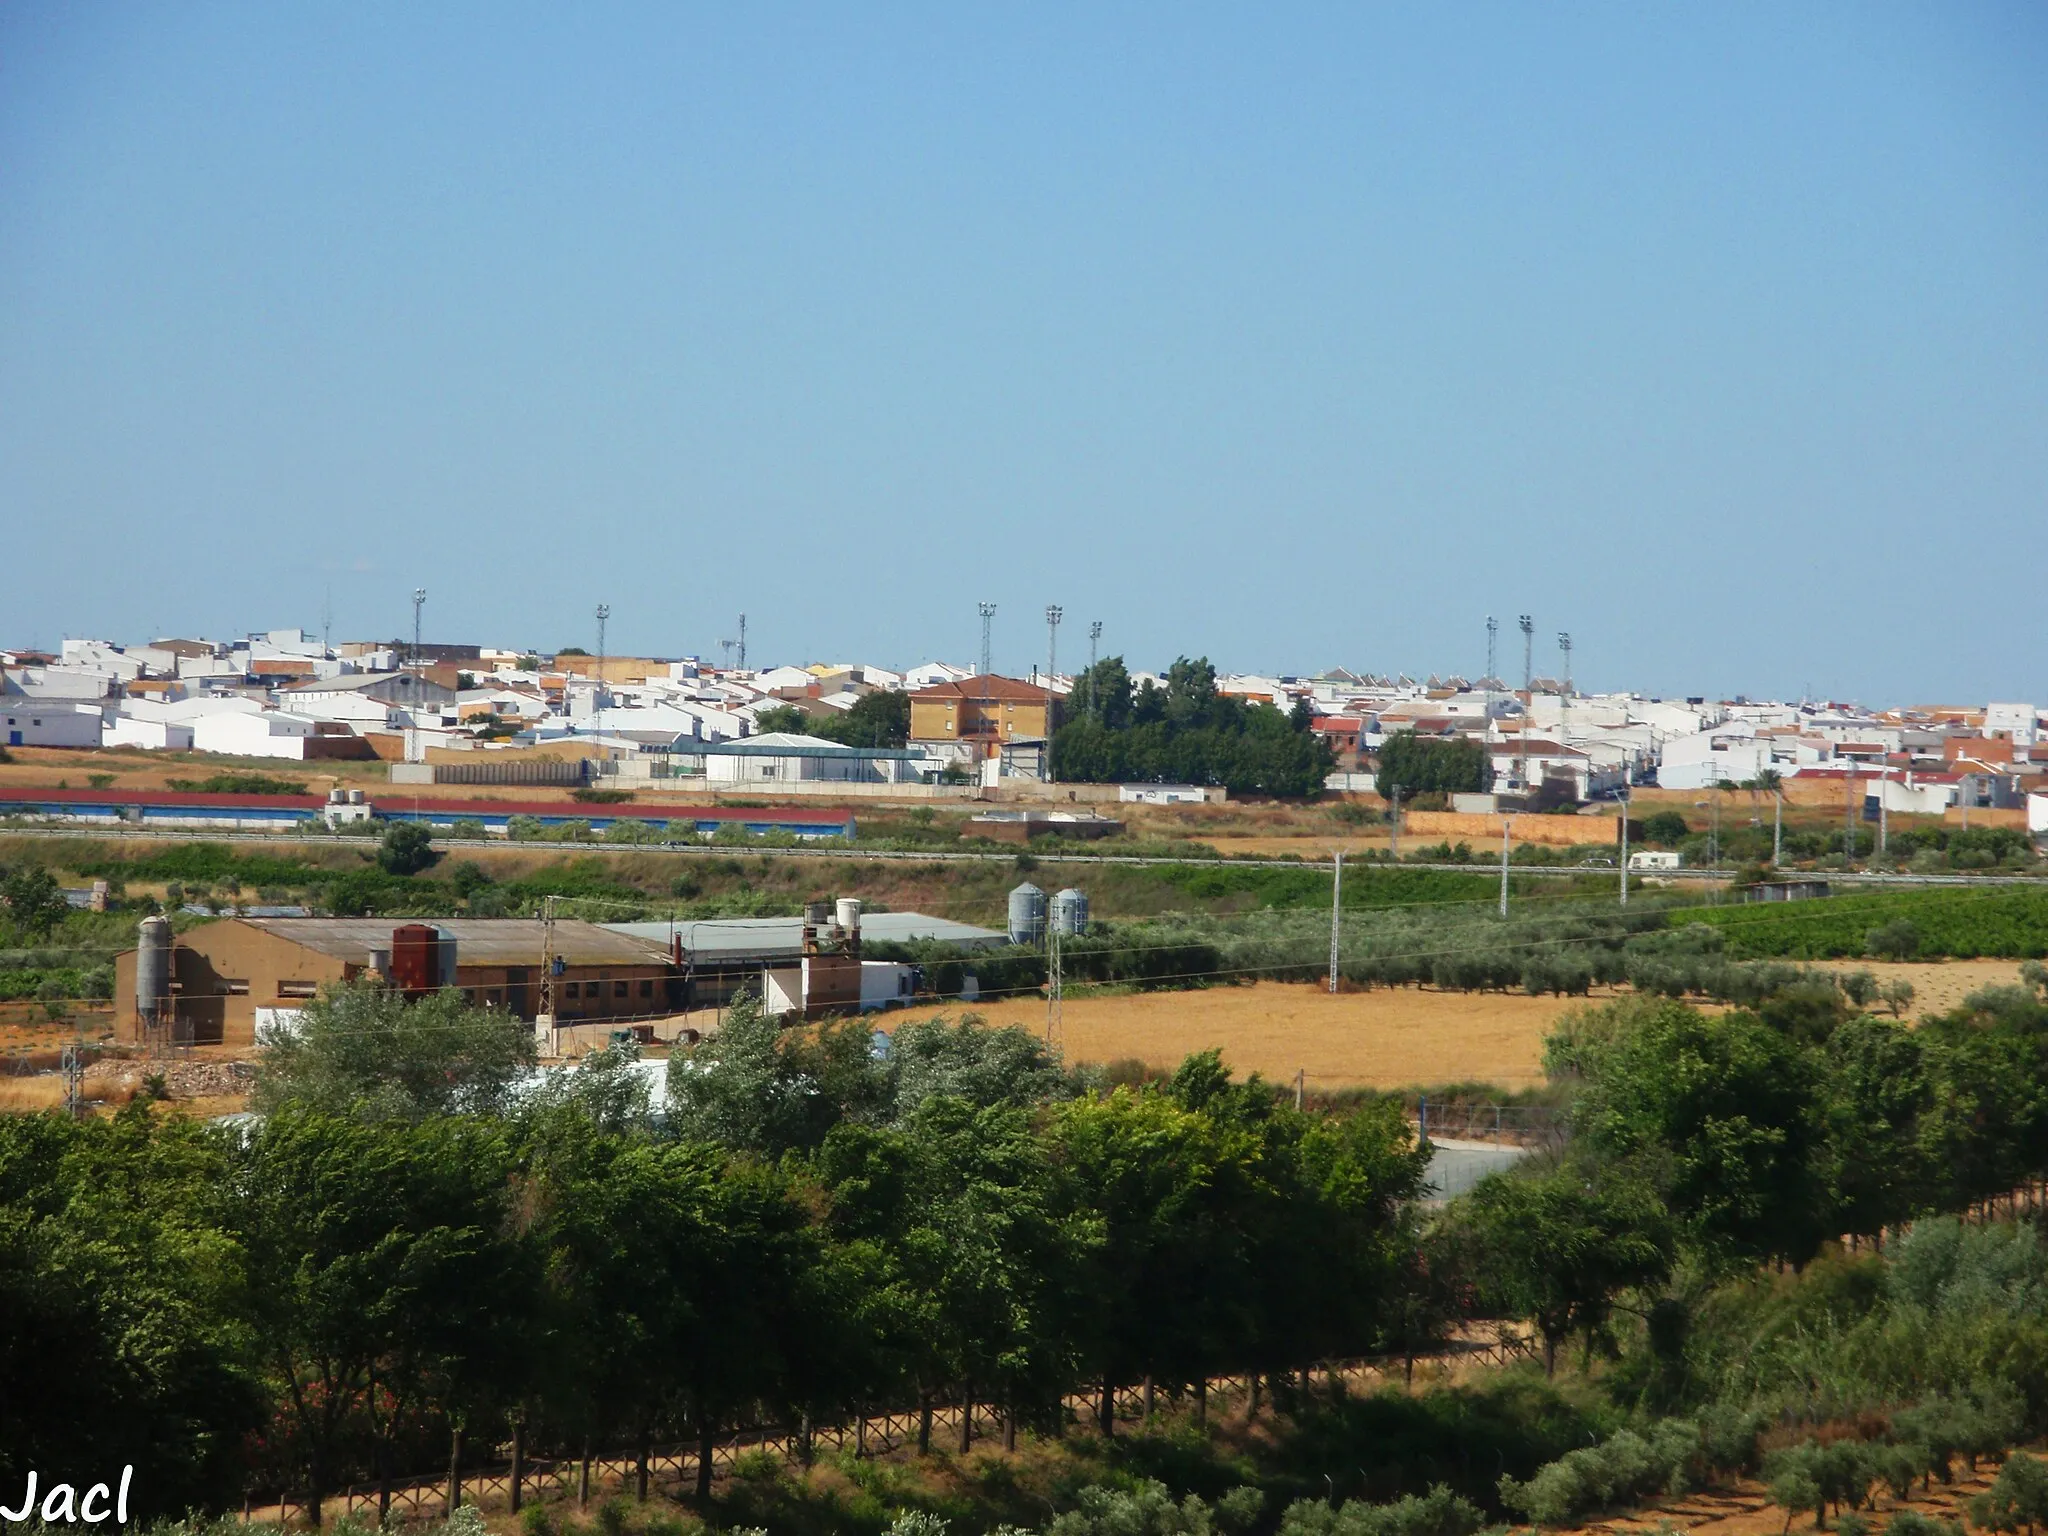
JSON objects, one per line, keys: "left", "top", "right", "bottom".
{"left": 1451, "top": 1166, "right": 1673, "bottom": 1376}
{"left": 0, "top": 865, "right": 69, "bottom": 938}
{"left": 1569, "top": 999, "right": 1829, "bottom": 1266}
{"left": 751, "top": 703, "right": 814, "bottom": 736}
{"left": 1050, "top": 1086, "right": 1273, "bottom": 1427}
{"left": 1642, "top": 811, "right": 1691, "bottom": 846}
{"left": 252, "top": 980, "right": 536, "bottom": 1121}
{"left": 377, "top": 821, "right": 438, "bottom": 876}
{"left": 814, "top": 1097, "right": 1094, "bottom": 1451}
{"left": 0, "top": 1108, "right": 262, "bottom": 1517}
{"left": 1375, "top": 731, "right": 1490, "bottom": 800}
{"left": 231, "top": 1110, "right": 521, "bottom": 1525}
{"left": 1819, "top": 1017, "right": 1935, "bottom": 1241}
{"left": 813, "top": 689, "right": 912, "bottom": 748}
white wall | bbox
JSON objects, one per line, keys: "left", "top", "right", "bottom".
{"left": 105, "top": 716, "right": 195, "bottom": 751}
{"left": 0, "top": 702, "right": 103, "bottom": 748}
{"left": 189, "top": 711, "right": 316, "bottom": 759}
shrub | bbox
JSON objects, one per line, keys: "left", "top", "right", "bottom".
{"left": 1279, "top": 1485, "right": 1481, "bottom": 1536}
{"left": 1499, "top": 1421, "right": 1702, "bottom": 1526}
{"left": 1867, "top": 920, "right": 1920, "bottom": 960}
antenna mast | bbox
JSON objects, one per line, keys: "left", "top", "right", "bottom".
{"left": 1485, "top": 615, "right": 1498, "bottom": 686}
{"left": 737, "top": 613, "right": 747, "bottom": 672}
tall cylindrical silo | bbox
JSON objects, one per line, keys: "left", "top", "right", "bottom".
{"left": 1007, "top": 882, "right": 1048, "bottom": 946}
{"left": 136, "top": 915, "right": 172, "bottom": 1023}
{"left": 1050, "top": 887, "right": 1090, "bottom": 937}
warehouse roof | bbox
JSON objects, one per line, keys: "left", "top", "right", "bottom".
{"left": 600, "top": 912, "right": 1006, "bottom": 964}
{"left": 705, "top": 732, "right": 921, "bottom": 761}
{"left": 236, "top": 917, "right": 668, "bottom": 966}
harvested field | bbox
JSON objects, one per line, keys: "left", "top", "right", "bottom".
{"left": 882, "top": 960, "right": 2038, "bottom": 1091}
{"left": 1814, "top": 957, "right": 2032, "bottom": 1016}
{"left": 887, "top": 980, "right": 1580, "bottom": 1090}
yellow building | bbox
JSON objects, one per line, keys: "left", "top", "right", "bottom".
{"left": 908, "top": 675, "right": 1063, "bottom": 759}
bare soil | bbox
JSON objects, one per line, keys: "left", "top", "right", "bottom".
{"left": 886, "top": 960, "right": 2040, "bottom": 1090}
{"left": 889, "top": 980, "right": 1581, "bottom": 1090}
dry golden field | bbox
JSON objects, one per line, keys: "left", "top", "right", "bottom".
{"left": 887, "top": 980, "right": 1577, "bottom": 1090}
{"left": 885, "top": 960, "right": 2039, "bottom": 1092}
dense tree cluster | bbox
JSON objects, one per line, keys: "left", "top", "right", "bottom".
{"left": 1448, "top": 973, "right": 2048, "bottom": 1383}
{"left": 1373, "top": 731, "right": 1489, "bottom": 802}
{"left": 1052, "top": 657, "right": 1335, "bottom": 797}
{"left": 0, "top": 987, "right": 1426, "bottom": 1522}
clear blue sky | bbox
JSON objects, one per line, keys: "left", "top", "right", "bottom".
{"left": 3, "top": 4, "right": 2043, "bottom": 704}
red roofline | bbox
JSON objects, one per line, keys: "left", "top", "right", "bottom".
{"left": 0, "top": 786, "right": 856, "bottom": 824}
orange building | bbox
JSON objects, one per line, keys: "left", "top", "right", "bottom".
{"left": 908, "top": 675, "right": 1063, "bottom": 760}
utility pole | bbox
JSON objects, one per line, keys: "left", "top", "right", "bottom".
{"left": 593, "top": 604, "right": 610, "bottom": 745}
{"left": 1517, "top": 615, "right": 1533, "bottom": 791}
{"left": 1851, "top": 774, "right": 1867, "bottom": 872}
{"left": 1044, "top": 605, "right": 1062, "bottom": 784}
{"left": 736, "top": 613, "right": 747, "bottom": 672}
{"left": 411, "top": 587, "right": 427, "bottom": 678}
{"left": 1088, "top": 621, "right": 1102, "bottom": 719}
{"left": 1774, "top": 786, "right": 1783, "bottom": 866}
{"left": 1046, "top": 909, "right": 1062, "bottom": 1049}
{"left": 977, "top": 602, "right": 997, "bottom": 782}
{"left": 1328, "top": 850, "right": 1343, "bottom": 993}
{"left": 1878, "top": 766, "right": 1889, "bottom": 858}
{"left": 1618, "top": 788, "right": 1630, "bottom": 907}
{"left": 1389, "top": 786, "right": 1402, "bottom": 860}
{"left": 1499, "top": 819, "right": 1513, "bottom": 918}
{"left": 537, "top": 895, "right": 558, "bottom": 1056}
{"left": 60, "top": 1040, "right": 84, "bottom": 1119}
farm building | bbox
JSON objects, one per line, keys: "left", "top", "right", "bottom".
{"left": 113, "top": 917, "right": 673, "bottom": 1048}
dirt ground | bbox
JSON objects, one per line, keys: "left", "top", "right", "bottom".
{"left": 1813, "top": 958, "right": 2032, "bottom": 1017}
{"left": 885, "top": 960, "right": 2040, "bottom": 1092}
{"left": 1592, "top": 1455, "right": 2016, "bottom": 1536}
{"left": 887, "top": 980, "right": 1580, "bottom": 1090}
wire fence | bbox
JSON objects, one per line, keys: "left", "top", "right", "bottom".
{"left": 272, "top": 1329, "right": 1543, "bottom": 1526}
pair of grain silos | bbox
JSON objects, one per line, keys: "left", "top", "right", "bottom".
{"left": 1007, "top": 882, "right": 1088, "bottom": 945}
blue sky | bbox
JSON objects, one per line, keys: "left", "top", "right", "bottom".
{"left": 2, "top": 4, "right": 2043, "bottom": 703}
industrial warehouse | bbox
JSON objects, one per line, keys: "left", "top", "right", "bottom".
{"left": 111, "top": 900, "right": 1019, "bottom": 1049}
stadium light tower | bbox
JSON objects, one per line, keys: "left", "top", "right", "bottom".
{"left": 1044, "top": 606, "right": 1063, "bottom": 783}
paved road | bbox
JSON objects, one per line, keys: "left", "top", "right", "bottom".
{"left": 1422, "top": 1136, "right": 1535, "bottom": 1200}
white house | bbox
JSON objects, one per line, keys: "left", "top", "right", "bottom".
{"left": 1, "top": 701, "right": 103, "bottom": 748}
{"left": 190, "top": 710, "right": 320, "bottom": 759}
{"left": 903, "top": 661, "right": 973, "bottom": 691}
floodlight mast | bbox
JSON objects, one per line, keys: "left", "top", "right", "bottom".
{"left": 594, "top": 604, "right": 610, "bottom": 744}
{"left": 1044, "top": 606, "right": 1062, "bottom": 783}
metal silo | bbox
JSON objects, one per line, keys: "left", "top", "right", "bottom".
{"left": 1007, "top": 882, "right": 1048, "bottom": 946}
{"left": 1050, "top": 887, "right": 1090, "bottom": 937}
{"left": 136, "top": 915, "right": 172, "bottom": 1026}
